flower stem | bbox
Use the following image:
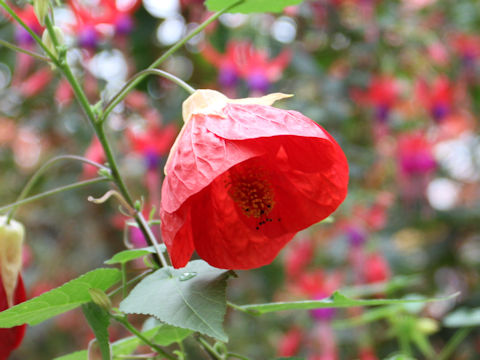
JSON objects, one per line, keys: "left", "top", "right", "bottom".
{"left": 0, "top": 38, "right": 51, "bottom": 62}
{"left": 6, "top": 155, "right": 108, "bottom": 223}
{"left": 437, "top": 328, "right": 472, "bottom": 360}
{"left": 0, "top": 177, "right": 108, "bottom": 214}
{"left": 0, "top": 0, "right": 58, "bottom": 62}
{"left": 113, "top": 315, "right": 176, "bottom": 360}
{"left": 101, "top": 0, "right": 244, "bottom": 120}
{"left": 102, "top": 69, "right": 195, "bottom": 120}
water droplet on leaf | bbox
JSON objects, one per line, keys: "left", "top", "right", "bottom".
{"left": 179, "top": 272, "right": 197, "bottom": 281}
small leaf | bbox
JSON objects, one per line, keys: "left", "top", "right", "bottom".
{"left": 153, "top": 324, "right": 193, "bottom": 346}
{"left": 0, "top": 268, "right": 121, "bottom": 327}
{"left": 205, "top": 0, "right": 304, "bottom": 14}
{"left": 238, "top": 291, "right": 459, "bottom": 315}
{"left": 444, "top": 307, "right": 480, "bottom": 327}
{"left": 120, "top": 260, "right": 232, "bottom": 341}
{"left": 82, "top": 303, "right": 111, "bottom": 360}
{"left": 104, "top": 245, "right": 166, "bottom": 265}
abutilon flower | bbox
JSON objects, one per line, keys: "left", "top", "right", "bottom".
{"left": 160, "top": 90, "right": 348, "bottom": 270}
{"left": 0, "top": 217, "right": 27, "bottom": 360}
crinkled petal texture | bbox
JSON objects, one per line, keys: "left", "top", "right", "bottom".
{"left": 0, "top": 274, "right": 26, "bottom": 360}
{"left": 161, "top": 102, "right": 348, "bottom": 270}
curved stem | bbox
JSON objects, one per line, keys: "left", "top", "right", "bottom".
{"left": 438, "top": 328, "right": 472, "bottom": 360}
{"left": 0, "top": 38, "right": 51, "bottom": 62}
{"left": 6, "top": 155, "right": 108, "bottom": 223}
{"left": 0, "top": 177, "right": 109, "bottom": 214}
{"left": 103, "top": 69, "right": 195, "bottom": 119}
{"left": 0, "top": 0, "right": 58, "bottom": 62}
{"left": 113, "top": 315, "right": 176, "bottom": 360}
{"left": 101, "top": 0, "right": 244, "bottom": 120}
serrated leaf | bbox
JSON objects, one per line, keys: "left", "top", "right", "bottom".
{"left": 205, "top": 0, "right": 304, "bottom": 14}
{"left": 104, "top": 245, "right": 166, "bottom": 265}
{"left": 444, "top": 307, "right": 480, "bottom": 327}
{"left": 120, "top": 260, "right": 232, "bottom": 341}
{"left": 82, "top": 303, "right": 111, "bottom": 360}
{"left": 0, "top": 268, "right": 121, "bottom": 328}
{"left": 238, "top": 291, "right": 459, "bottom": 315}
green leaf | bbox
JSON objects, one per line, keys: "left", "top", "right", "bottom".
{"left": 444, "top": 307, "right": 480, "bottom": 327}
{"left": 0, "top": 268, "right": 121, "bottom": 328}
{"left": 54, "top": 351, "right": 87, "bottom": 360}
{"left": 205, "top": 0, "right": 304, "bottom": 14}
{"left": 153, "top": 323, "right": 193, "bottom": 346}
{"left": 120, "top": 260, "right": 232, "bottom": 341}
{"left": 82, "top": 303, "right": 111, "bottom": 360}
{"left": 104, "top": 245, "right": 165, "bottom": 265}
{"left": 237, "top": 291, "right": 459, "bottom": 315}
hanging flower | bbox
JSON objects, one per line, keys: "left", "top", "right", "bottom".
{"left": 160, "top": 90, "right": 348, "bottom": 270}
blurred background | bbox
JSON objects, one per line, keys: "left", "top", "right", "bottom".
{"left": 1, "top": 0, "right": 480, "bottom": 358}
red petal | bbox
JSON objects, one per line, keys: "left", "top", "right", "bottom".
{"left": 0, "top": 274, "right": 26, "bottom": 360}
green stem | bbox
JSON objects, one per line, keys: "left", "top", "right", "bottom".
{"left": 0, "top": 177, "right": 108, "bottom": 214}
{"left": 121, "top": 263, "right": 127, "bottom": 298}
{"left": 437, "top": 328, "right": 472, "bottom": 360}
{"left": 101, "top": 0, "right": 244, "bottom": 120}
{"left": 0, "top": 38, "right": 51, "bottom": 62}
{"left": 6, "top": 154, "right": 108, "bottom": 223}
{"left": 134, "top": 212, "right": 169, "bottom": 267}
{"left": 227, "top": 301, "right": 252, "bottom": 314}
{"left": 197, "top": 337, "right": 224, "bottom": 360}
{"left": 103, "top": 69, "right": 195, "bottom": 121}
{"left": 113, "top": 315, "right": 176, "bottom": 360}
{"left": 0, "top": 0, "right": 58, "bottom": 62}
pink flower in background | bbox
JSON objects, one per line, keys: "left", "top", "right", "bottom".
{"left": 415, "top": 77, "right": 454, "bottom": 122}
{"left": 363, "top": 252, "right": 391, "bottom": 284}
{"left": 277, "top": 326, "right": 303, "bottom": 357}
{"left": 451, "top": 33, "right": 480, "bottom": 68}
{"left": 397, "top": 132, "right": 436, "bottom": 176}
{"left": 127, "top": 123, "right": 178, "bottom": 171}
{"left": 2, "top": 4, "right": 43, "bottom": 45}
{"left": 354, "top": 76, "right": 400, "bottom": 123}
{"left": 202, "top": 41, "right": 291, "bottom": 94}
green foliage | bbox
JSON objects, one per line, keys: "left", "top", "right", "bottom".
{"left": 104, "top": 245, "right": 165, "bottom": 265}
{"left": 82, "top": 303, "right": 111, "bottom": 360}
{"left": 120, "top": 260, "right": 233, "bottom": 341}
{"left": 238, "top": 291, "right": 458, "bottom": 315}
{"left": 444, "top": 307, "right": 480, "bottom": 327}
{"left": 54, "top": 322, "right": 192, "bottom": 360}
{"left": 205, "top": 0, "right": 304, "bottom": 14}
{"left": 0, "top": 268, "right": 121, "bottom": 328}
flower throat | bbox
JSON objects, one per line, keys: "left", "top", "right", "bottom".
{"left": 227, "top": 167, "right": 275, "bottom": 227}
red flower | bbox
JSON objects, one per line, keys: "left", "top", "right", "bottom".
{"left": 0, "top": 274, "right": 26, "bottom": 360}
{"left": 160, "top": 90, "right": 348, "bottom": 270}
{"left": 397, "top": 132, "right": 436, "bottom": 176}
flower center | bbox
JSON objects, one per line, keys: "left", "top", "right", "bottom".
{"left": 227, "top": 168, "right": 275, "bottom": 221}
